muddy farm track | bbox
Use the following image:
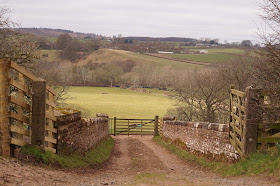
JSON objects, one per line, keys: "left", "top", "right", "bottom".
{"left": 0, "top": 136, "right": 277, "bottom": 186}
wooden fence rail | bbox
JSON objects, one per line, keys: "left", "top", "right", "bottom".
{"left": 0, "top": 60, "right": 57, "bottom": 156}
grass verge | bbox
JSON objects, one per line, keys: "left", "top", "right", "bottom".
{"left": 153, "top": 136, "right": 280, "bottom": 179}
{"left": 20, "top": 136, "right": 114, "bottom": 168}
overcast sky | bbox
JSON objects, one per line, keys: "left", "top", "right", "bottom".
{"left": 4, "top": 0, "right": 264, "bottom": 43}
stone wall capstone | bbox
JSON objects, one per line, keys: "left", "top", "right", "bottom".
{"left": 163, "top": 121, "right": 239, "bottom": 161}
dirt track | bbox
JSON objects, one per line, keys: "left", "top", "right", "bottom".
{"left": 0, "top": 136, "right": 277, "bottom": 185}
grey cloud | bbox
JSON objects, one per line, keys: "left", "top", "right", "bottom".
{"left": 5, "top": 0, "right": 263, "bottom": 42}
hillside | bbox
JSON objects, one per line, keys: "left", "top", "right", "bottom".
{"left": 80, "top": 49, "right": 203, "bottom": 69}
{"left": 124, "top": 36, "right": 198, "bottom": 42}
{"left": 15, "top": 28, "right": 104, "bottom": 39}
{"left": 40, "top": 49, "right": 203, "bottom": 70}
{"left": 15, "top": 28, "right": 199, "bottom": 43}
{"left": 39, "top": 48, "right": 256, "bottom": 71}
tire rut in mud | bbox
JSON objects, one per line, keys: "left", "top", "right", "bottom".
{"left": 126, "top": 137, "right": 166, "bottom": 173}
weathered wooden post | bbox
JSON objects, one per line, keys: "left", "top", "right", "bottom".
{"left": 0, "top": 60, "right": 11, "bottom": 156}
{"left": 154, "top": 115, "right": 159, "bottom": 136}
{"left": 114, "top": 117, "right": 116, "bottom": 136}
{"left": 242, "top": 87, "right": 262, "bottom": 156}
{"left": 31, "top": 80, "right": 46, "bottom": 147}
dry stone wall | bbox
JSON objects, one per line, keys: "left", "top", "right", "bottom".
{"left": 163, "top": 121, "right": 239, "bottom": 161}
{"left": 56, "top": 111, "right": 109, "bottom": 154}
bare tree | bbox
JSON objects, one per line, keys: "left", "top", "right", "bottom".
{"left": 30, "top": 60, "right": 69, "bottom": 105}
{"left": 0, "top": 6, "right": 38, "bottom": 64}
{"left": 55, "top": 33, "right": 72, "bottom": 50}
{"left": 250, "top": 0, "right": 280, "bottom": 138}
{"left": 257, "top": 0, "right": 280, "bottom": 89}
{"left": 217, "top": 53, "right": 257, "bottom": 91}
{"left": 104, "top": 64, "right": 122, "bottom": 87}
{"left": 241, "top": 40, "right": 253, "bottom": 48}
{"left": 168, "top": 72, "right": 196, "bottom": 121}
{"left": 59, "top": 39, "right": 81, "bottom": 62}
{"left": 169, "top": 69, "right": 228, "bottom": 123}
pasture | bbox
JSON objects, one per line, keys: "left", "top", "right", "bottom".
{"left": 189, "top": 48, "right": 246, "bottom": 54}
{"left": 65, "top": 86, "right": 173, "bottom": 118}
{"left": 165, "top": 48, "right": 255, "bottom": 63}
{"left": 40, "top": 50, "right": 59, "bottom": 61}
{"left": 168, "top": 53, "right": 238, "bottom": 63}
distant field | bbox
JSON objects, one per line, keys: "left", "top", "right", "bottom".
{"left": 39, "top": 50, "right": 59, "bottom": 61}
{"left": 168, "top": 53, "right": 238, "bottom": 63}
{"left": 189, "top": 48, "right": 246, "bottom": 54}
{"left": 65, "top": 87, "right": 173, "bottom": 118}
{"left": 45, "top": 37, "right": 57, "bottom": 43}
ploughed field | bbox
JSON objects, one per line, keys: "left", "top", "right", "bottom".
{"left": 167, "top": 48, "right": 249, "bottom": 64}
{"left": 65, "top": 86, "right": 173, "bottom": 118}
{"left": 168, "top": 53, "right": 237, "bottom": 63}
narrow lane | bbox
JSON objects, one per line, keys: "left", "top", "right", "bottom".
{"left": 0, "top": 136, "right": 276, "bottom": 186}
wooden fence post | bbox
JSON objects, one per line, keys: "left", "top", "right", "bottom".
{"left": 31, "top": 80, "right": 46, "bottom": 147}
{"left": 154, "top": 115, "right": 159, "bottom": 136}
{"left": 0, "top": 60, "right": 11, "bottom": 156}
{"left": 114, "top": 117, "right": 116, "bottom": 136}
{"left": 242, "top": 87, "right": 262, "bottom": 156}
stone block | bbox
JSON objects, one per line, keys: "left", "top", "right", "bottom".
{"left": 96, "top": 113, "right": 108, "bottom": 118}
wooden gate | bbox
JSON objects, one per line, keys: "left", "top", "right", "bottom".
{"left": 230, "top": 87, "right": 280, "bottom": 157}
{"left": 0, "top": 60, "right": 58, "bottom": 156}
{"left": 229, "top": 88, "right": 245, "bottom": 156}
{"left": 109, "top": 116, "right": 159, "bottom": 136}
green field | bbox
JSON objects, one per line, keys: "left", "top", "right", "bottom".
{"left": 40, "top": 50, "right": 59, "bottom": 61}
{"left": 165, "top": 48, "right": 251, "bottom": 63}
{"left": 189, "top": 48, "right": 246, "bottom": 54}
{"left": 65, "top": 87, "right": 173, "bottom": 118}
{"left": 168, "top": 53, "right": 238, "bottom": 63}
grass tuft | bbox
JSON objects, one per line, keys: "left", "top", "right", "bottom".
{"left": 132, "top": 173, "right": 167, "bottom": 185}
{"left": 21, "top": 136, "right": 114, "bottom": 168}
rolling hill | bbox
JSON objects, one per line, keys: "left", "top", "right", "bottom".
{"left": 40, "top": 49, "right": 203, "bottom": 70}
{"left": 79, "top": 49, "right": 204, "bottom": 69}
